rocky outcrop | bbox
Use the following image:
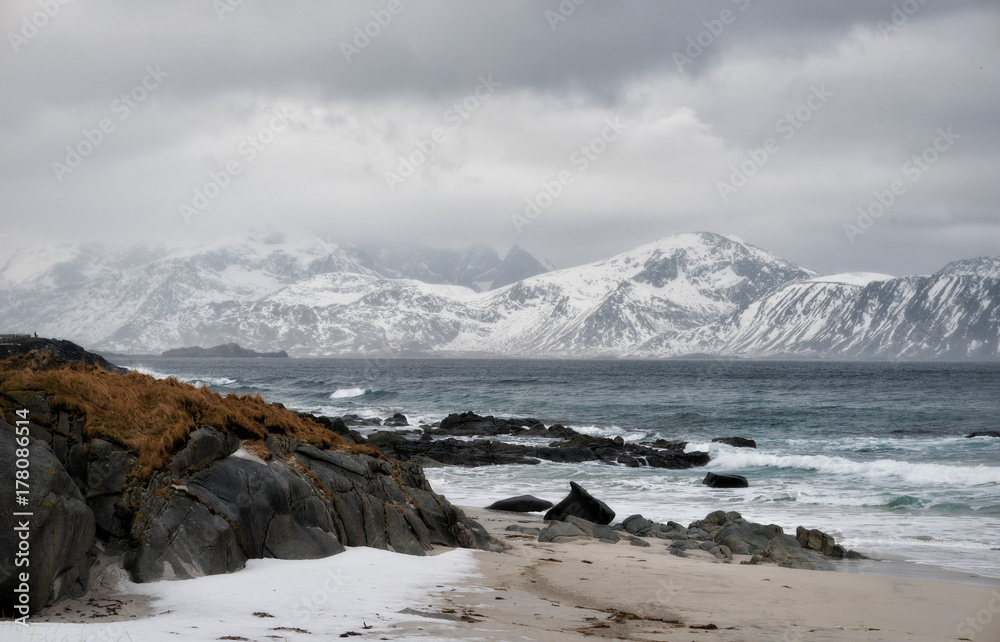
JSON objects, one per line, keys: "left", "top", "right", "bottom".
{"left": 0, "top": 337, "right": 125, "bottom": 374}
{"left": 0, "top": 374, "right": 502, "bottom": 615}
{"left": 544, "top": 482, "right": 615, "bottom": 525}
{"left": 966, "top": 431, "right": 1000, "bottom": 438}
{"left": 486, "top": 495, "right": 554, "bottom": 512}
{"left": 703, "top": 472, "right": 749, "bottom": 488}
{"left": 371, "top": 412, "right": 711, "bottom": 470}
{"left": 0, "top": 420, "right": 96, "bottom": 616}
{"left": 712, "top": 436, "right": 757, "bottom": 448}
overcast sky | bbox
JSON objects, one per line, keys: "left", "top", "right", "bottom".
{"left": 1, "top": 0, "right": 997, "bottom": 276}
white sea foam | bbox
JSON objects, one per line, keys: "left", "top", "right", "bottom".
{"left": 705, "top": 449, "right": 1000, "bottom": 487}
{"left": 330, "top": 387, "right": 370, "bottom": 398}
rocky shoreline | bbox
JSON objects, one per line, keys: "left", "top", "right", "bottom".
{"left": 0, "top": 338, "right": 872, "bottom": 624}
{"left": 312, "top": 410, "right": 717, "bottom": 469}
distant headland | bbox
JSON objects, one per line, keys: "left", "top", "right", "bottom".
{"left": 161, "top": 342, "right": 289, "bottom": 358}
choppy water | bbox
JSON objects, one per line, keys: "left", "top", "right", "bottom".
{"left": 118, "top": 356, "right": 1000, "bottom": 582}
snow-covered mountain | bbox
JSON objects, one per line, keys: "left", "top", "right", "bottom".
{"left": 0, "top": 231, "right": 996, "bottom": 359}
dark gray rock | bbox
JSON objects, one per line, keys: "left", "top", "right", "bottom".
{"left": 622, "top": 514, "right": 654, "bottom": 535}
{"left": 168, "top": 426, "right": 237, "bottom": 474}
{"left": 966, "top": 430, "right": 1000, "bottom": 438}
{"left": 538, "top": 520, "right": 589, "bottom": 543}
{"left": 754, "top": 535, "right": 834, "bottom": 571}
{"left": 703, "top": 472, "right": 749, "bottom": 488}
{"left": 125, "top": 492, "right": 247, "bottom": 581}
{"left": 384, "top": 412, "right": 409, "bottom": 427}
{"left": 85, "top": 439, "right": 137, "bottom": 538}
{"left": 712, "top": 436, "right": 757, "bottom": 449}
{"left": 564, "top": 516, "right": 621, "bottom": 543}
{"left": 544, "top": 482, "right": 615, "bottom": 525}
{"left": 0, "top": 426, "right": 96, "bottom": 614}
{"left": 486, "top": 495, "right": 554, "bottom": 512}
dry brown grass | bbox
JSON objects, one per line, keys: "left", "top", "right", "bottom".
{"left": 0, "top": 362, "right": 379, "bottom": 475}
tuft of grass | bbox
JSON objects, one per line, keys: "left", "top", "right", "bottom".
{"left": 0, "top": 363, "right": 379, "bottom": 474}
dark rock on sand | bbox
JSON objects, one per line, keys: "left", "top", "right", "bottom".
{"left": 538, "top": 516, "right": 620, "bottom": 544}
{"left": 796, "top": 526, "right": 866, "bottom": 560}
{"left": 486, "top": 495, "right": 554, "bottom": 512}
{"left": 703, "top": 472, "right": 749, "bottom": 488}
{"left": 544, "top": 481, "right": 615, "bottom": 525}
{"left": 712, "top": 436, "right": 757, "bottom": 449}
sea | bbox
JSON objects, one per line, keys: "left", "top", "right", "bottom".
{"left": 115, "top": 356, "right": 1000, "bottom": 585}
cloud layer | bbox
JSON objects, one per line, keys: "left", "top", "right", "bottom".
{"left": 2, "top": 0, "right": 998, "bottom": 275}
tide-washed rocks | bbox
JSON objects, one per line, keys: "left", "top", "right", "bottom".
{"left": 384, "top": 412, "right": 409, "bottom": 427}
{"left": 486, "top": 495, "right": 554, "bottom": 512}
{"left": 966, "top": 430, "right": 1000, "bottom": 438}
{"left": 712, "top": 436, "right": 757, "bottom": 449}
{"left": 434, "top": 411, "right": 544, "bottom": 437}
{"left": 370, "top": 412, "right": 711, "bottom": 470}
{"left": 796, "top": 526, "right": 866, "bottom": 560}
{"left": 703, "top": 472, "right": 749, "bottom": 488}
{"left": 616, "top": 510, "right": 857, "bottom": 571}
{"left": 544, "top": 481, "right": 615, "bottom": 525}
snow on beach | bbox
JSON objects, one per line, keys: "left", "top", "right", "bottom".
{"left": 2, "top": 548, "right": 481, "bottom": 641}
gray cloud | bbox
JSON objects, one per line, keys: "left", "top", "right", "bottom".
{"left": 1, "top": 0, "right": 997, "bottom": 277}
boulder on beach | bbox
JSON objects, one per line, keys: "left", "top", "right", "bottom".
{"left": 485, "top": 495, "right": 554, "bottom": 512}
{"left": 703, "top": 472, "right": 749, "bottom": 488}
{"left": 712, "top": 436, "right": 757, "bottom": 449}
{"left": 544, "top": 481, "right": 615, "bottom": 525}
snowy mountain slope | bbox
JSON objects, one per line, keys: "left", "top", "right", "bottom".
{"left": 676, "top": 264, "right": 1000, "bottom": 359}
{"left": 0, "top": 231, "right": 995, "bottom": 359}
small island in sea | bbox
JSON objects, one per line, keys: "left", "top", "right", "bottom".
{"left": 161, "top": 343, "right": 288, "bottom": 358}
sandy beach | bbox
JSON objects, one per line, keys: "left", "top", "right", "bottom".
{"left": 12, "top": 505, "right": 999, "bottom": 641}
{"left": 424, "top": 507, "right": 1000, "bottom": 642}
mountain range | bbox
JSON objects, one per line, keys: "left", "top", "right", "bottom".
{"left": 0, "top": 230, "right": 996, "bottom": 359}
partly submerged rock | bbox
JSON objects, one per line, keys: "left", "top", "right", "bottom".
{"left": 703, "top": 472, "right": 749, "bottom": 488}
{"left": 712, "top": 436, "right": 757, "bottom": 449}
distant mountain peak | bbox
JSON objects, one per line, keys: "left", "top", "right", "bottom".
{"left": 0, "top": 231, "right": 995, "bottom": 359}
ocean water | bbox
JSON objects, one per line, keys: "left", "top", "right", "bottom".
{"left": 118, "top": 357, "right": 1000, "bottom": 582}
